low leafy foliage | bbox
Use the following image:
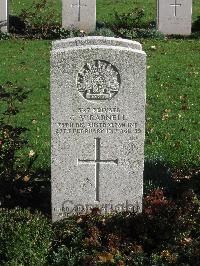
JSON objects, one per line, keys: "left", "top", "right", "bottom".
{"left": 111, "top": 8, "right": 146, "bottom": 30}
{"left": 106, "top": 8, "right": 164, "bottom": 40}
{"left": 0, "top": 189, "right": 199, "bottom": 265}
{"left": 0, "top": 32, "right": 10, "bottom": 40}
{"left": 49, "top": 189, "right": 200, "bottom": 265}
{"left": 0, "top": 208, "right": 52, "bottom": 265}
{"left": 89, "top": 27, "right": 116, "bottom": 37}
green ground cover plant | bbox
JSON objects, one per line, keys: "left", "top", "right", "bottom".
{"left": 0, "top": 208, "right": 52, "bottom": 264}
{"left": 0, "top": 189, "right": 200, "bottom": 265}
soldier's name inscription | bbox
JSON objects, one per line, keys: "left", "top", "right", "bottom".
{"left": 56, "top": 107, "right": 142, "bottom": 135}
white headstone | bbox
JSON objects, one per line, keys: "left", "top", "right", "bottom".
{"left": 51, "top": 37, "right": 146, "bottom": 221}
{"left": 62, "top": 0, "right": 96, "bottom": 33}
{"left": 52, "top": 36, "right": 142, "bottom": 50}
{"left": 0, "top": 0, "right": 8, "bottom": 32}
{"left": 157, "top": 0, "right": 192, "bottom": 35}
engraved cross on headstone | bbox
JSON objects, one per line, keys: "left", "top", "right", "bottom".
{"left": 71, "top": 0, "right": 87, "bottom": 22}
{"left": 78, "top": 138, "right": 118, "bottom": 202}
{"left": 170, "top": 0, "right": 182, "bottom": 17}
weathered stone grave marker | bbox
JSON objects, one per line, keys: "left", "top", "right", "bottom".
{"left": 0, "top": 0, "right": 8, "bottom": 32}
{"left": 170, "top": 0, "right": 182, "bottom": 17}
{"left": 71, "top": 0, "right": 87, "bottom": 22}
{"left": 52, "top": 36, "right": 142, "bottom": 50}
{"left": 62, "top": 0, "right": 96, "bottom": 32}
{"left": 51, "top": 37, "right": 146, "bottom": 221}
{"left": 157, "top": 0, "right": 192, "bottom": 35}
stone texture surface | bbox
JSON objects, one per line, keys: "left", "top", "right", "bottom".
{"left": 62, "top": 0, "right": 96, "bottom": 33}
{"left": 157, "top": 0, "right": 192, "bottom": 35}
{"left": 51, "top": 37, "right": 146, "bottom": 221}
{"left": 0, "top": 0, "right": 8, "bottom": 32}
{"left": 53, "top": 37, "right": 142, "bottom": 50}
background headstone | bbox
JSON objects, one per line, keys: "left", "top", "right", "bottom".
{"left": 157, "top": 0, "right": 192, "bottom": 35}
{"left": 62, "top": 0, "right": 96, "bottom": 33}
{"left": 51, "top": 37, "right": 146, "bottom": 221}
{"left": 0, "top": 0, "right": 8, "bottom": 32}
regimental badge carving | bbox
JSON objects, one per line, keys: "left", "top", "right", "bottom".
{"left": 77, "top": 60, "right": 121, "bottom": 101}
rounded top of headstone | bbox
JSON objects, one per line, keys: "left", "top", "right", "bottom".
{"left": 52, "top": 36, "right": 142, "bottom": 51}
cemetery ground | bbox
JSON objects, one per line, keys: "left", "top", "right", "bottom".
{"left": 0, "top": 0, "right": 200, "bottom": 265}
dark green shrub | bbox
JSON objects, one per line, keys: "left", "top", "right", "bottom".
{"left": 20, "top": 0, "right": 57, "bottom": 30}
{"left": 89, "top": 27, "right": 116, "bottom": 37}
{"left": 0, "top": 208, "right": 52, "bottom": 265}
{"left": 190, "top": 31, "right": 200, "bottom": 39}
{"left": 112, "top": 28, "right": 165, "bottom": 40}
{"left": 23, "top": 25, "right": 80, "bottom": 40}
{"left": 111, "top": 8, "right": 146, "bottom": 31}
{"left": 9, "top": 15, "right": 26, "bottom": 34}
{"left": 136, "top": 28, "right": 165, "bottom": 39}
{"left": 107, "top": 8, "right": 164, "bottom": 40}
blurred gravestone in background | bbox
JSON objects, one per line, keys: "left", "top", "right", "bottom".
{"left": 157, "top": 0, "right": 192, "bottom": 35}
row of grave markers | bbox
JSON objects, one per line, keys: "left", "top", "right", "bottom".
{"left": 0, "top": 0, "right": 192, "bottom": 35}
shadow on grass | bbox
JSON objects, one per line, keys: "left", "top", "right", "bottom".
{"left": 144, "top": 159, "right": 173, "bottom": 195}
{"left": 192, "top": 16, "right": 200, "bottom": 32}
{"left": 1, "top": 169, "right": 51, "bottom": 216}
{"left": 144, "top": 159, "right": 200, "bottom": 198}
{"left": 1, "top": 161, "right": 199, "bottom": 217}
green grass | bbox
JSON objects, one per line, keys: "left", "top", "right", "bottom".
{"left": 144, "top": 40, "right": 200, "bottom": 168}
{"left": 1, "top": 1, "right": 200, "bottom": 172}
{"left": 0, "top": 40, "right": 51, "bottom": 169}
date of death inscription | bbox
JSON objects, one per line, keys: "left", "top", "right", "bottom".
{"left": 55, "top": 107, "right": 142, "bottom": 135}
